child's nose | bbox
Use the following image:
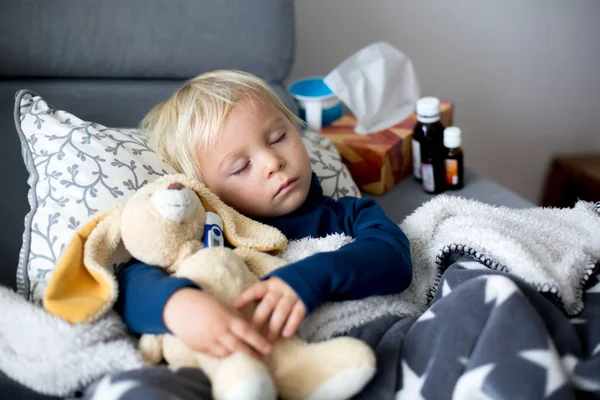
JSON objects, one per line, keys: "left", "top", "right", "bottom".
{"left": 265, "top": 152, "right": 285, "bottom": 177}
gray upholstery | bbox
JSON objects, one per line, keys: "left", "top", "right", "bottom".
{"left": 0, "top": 0, "right": 294, "bottom": 81}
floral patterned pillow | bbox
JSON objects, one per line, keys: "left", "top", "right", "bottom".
{"left": 15, "top": 91, "right": 360, "bottom": 301}
{"left": 302, "top": 130, "right": 360, "bottom": 199}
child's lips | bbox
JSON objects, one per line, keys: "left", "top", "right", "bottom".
{"left": 274, "top": 178, "right": 299, "bottom": 199}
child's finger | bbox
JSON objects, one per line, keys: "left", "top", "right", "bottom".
{"left": 233, "top": 282, "right": 269, "bottom": 309}
{"left": 282, "top": 302, "right": 306, "bottom": 338}
{"left": 218, "top": 332, "right": 262, "bottom": 361}
{"left": 210, "top": 342, "right": 230, "bottom": 359}
{"left": 230, "top": 319, "right": 272, "bottom": 355}
{"left": 252, "top": 291, "right": 281, "bottom": 328}
{"left": 267, "top": 295, "right": 295, "bottom": 341}
{"left": 218, "top": 331, "right": 240, "bottom": 352}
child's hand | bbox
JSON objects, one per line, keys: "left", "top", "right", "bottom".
{"left": 163, "top": 288, "right": 271, "bottom": 360}
{"left": 233, "top": 278, "right": 306, "bottom": 341}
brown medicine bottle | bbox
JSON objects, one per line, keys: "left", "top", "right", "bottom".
{"left": 443, "top": 126, "right": 464, "bottom": 190}
{"left": 413, "top": 97, "right": 446, "bottom": 193}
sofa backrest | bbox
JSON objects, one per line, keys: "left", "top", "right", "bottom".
{"left": 0, "top": 0, "right": 295, "bottom": 82}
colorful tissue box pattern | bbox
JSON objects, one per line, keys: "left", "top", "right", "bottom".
{"left": 317, "top": 101, "right": 454, "bottom": 195}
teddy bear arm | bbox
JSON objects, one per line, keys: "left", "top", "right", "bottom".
{"left": 174, "top": 247, "right": 258, "bottom": 304}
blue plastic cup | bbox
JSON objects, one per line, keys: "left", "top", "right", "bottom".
{"left": 289, "top": 77, "right": 343, "bottom": 131}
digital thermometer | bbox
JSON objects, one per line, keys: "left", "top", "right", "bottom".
{"left": 203, "top": 212, "right": 224, "bottom": 248}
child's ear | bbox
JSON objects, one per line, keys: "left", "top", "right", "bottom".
{"left": 179, "top": 176, "right": 287, "bottom": 252}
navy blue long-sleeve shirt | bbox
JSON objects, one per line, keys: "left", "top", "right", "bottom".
{"left": 115, "top": 173, "right": 412, "bottom": 334}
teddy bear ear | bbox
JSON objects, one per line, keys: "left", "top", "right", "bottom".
{"left": 181, "top": 176, "right": 287, "bottom": 252}
{"left": 210, "top": 197, "right": 287, "bottom": 252}
{"left": 44, "top": 204, "right": 124, "bottom": 324}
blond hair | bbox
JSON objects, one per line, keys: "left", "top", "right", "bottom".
{"left": 140, "top": 70, "right": 302, "bottom": 180}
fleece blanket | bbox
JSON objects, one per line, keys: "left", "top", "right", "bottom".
{"left": 0, "top": 287, "right": 144, "bottom": 397}
{"left": 2, "top": 197, "right": 600, "bottom": 398}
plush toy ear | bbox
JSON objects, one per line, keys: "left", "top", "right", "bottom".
{"left": 44, "top": 204, "right": 124, "bottom": 324}
{"left": 177, "top": 175, "right": 287, "bottom": 252}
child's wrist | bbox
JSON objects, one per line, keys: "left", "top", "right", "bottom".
{"left": 163, "top": 287, "right": 201, "bottom": 333}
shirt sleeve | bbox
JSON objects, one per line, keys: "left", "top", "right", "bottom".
{"left": 114, "top": 260, "right": 201, "bottom": 334}
{"left": 264, "top": 198, "right": 412, "bottom": 313}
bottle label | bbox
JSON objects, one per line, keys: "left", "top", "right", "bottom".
{"left": 422, "top": 163, "right": 435, "bottom": 192}
{"left": 412, "top": 139, "right": 421, "bottom": 179}
{"left": 445, "top": 159, "right": 459, "bottom": 185}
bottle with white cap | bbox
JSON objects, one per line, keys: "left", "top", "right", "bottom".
{"left": 443, "top": 126, "right": 464, "bottom": 190}
{"left": 413, "top": 97, "right": 446, "bottom": 193}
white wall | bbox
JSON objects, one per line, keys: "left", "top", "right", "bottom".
{"left": 291, "top": 0, "right": 600, "bottom": 204}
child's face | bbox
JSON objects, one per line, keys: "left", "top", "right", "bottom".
{"left": 198, "top": 98, "right": 312, "bottom": 218}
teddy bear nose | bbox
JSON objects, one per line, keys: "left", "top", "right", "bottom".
{"left": 168, "top": 183, "right": 185, "bottom": 190}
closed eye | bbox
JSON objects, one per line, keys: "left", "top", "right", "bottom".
{"left": 232, "top": 161, "right": 250, "bottom": 176}
{"left": 270, "top": 132, "right": 286, "bottom": 146}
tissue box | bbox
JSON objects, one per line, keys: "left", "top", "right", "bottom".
{"left": 317, "top": 101, "right": 454, "bottom": 195}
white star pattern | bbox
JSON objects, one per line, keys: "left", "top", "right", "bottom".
{"left": 593, "top": 342, "right": 600, "bottom": 356}
{"left": 417, "top": 309, "right": 436, "bottom": 323}
{"left": 442, "top": 280, "right": 452, "bottom": 297}
{"left": 483, "top": 275, "right": 519, "bottom": 307}
{"left": 452, "top": 363, "right": 495, "bottom": 400}
{"left": 519, "top": 340, "right": 567, "bottom": 398}
{"left": 90, "top": 376, "right": 139, "bottom": 400}
{"left": 562, "top": 354, "right": 600, "bottom": 391}
{"left": 396, "top": 361, "right": 427, "bottom": 400}
{"left": 168, "top": 364, "right": 183, "bottom": 372}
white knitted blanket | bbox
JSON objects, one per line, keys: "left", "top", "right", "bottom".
{"left": 295, "top": 198, "right": 600, "bottom": 342}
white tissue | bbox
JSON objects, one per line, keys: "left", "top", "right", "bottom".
{"left": 324, "top": 42, "right": 421, "bottom": 135}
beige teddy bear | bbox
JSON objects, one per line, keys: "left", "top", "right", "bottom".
{"left": 44, "top": 174, "right": 376, "bottom": 400}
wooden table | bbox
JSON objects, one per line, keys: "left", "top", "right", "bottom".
{"left": 541, "top": 154, "right": 600, "bottom": 207}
